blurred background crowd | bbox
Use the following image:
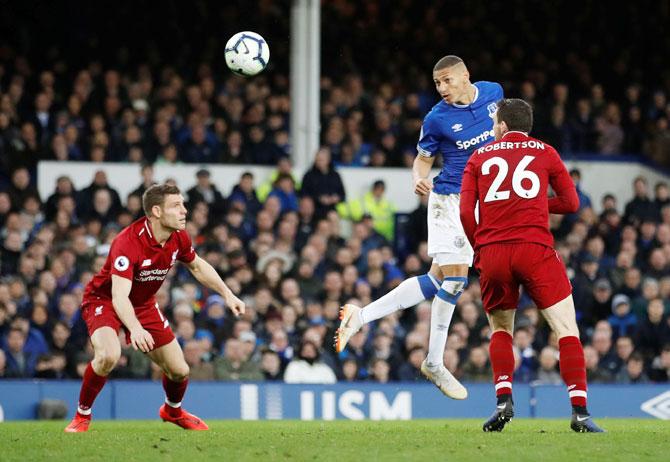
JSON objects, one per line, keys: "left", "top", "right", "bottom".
{"left": 0, "top": 0, "right": 669, "bottom": 384}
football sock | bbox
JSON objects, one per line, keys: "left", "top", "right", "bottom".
{"left": 77, "top": 363, "right": 108, "bottom": 416}
{"left": 558, "top": 336, "right": 588, "bottom": 408}
{"left": 425, "top": 277, "right": 466, "bottom": 366}
{"left": 359, "top": 273, "right": 439, "bottom": 324}
{"left": 489, "top": 331, "right": 514, "bottom": 397}
{"left": 163, "top": 374, "right": 189, "bottom": 417}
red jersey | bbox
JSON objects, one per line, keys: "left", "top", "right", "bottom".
{"left": 459, "top": 131, "right": 578, "bottom": 250}
{"left": 84, "top": 217, "right": 196, "bottom": 307}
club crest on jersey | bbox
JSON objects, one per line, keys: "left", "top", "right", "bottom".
{"left": 451, "top": 123, "right": 463, "bottom": 132}
{"left": 454, "top": 236, "right": 466, "bottom": 248}
{"left": 487, "top": 102, "right": 497, "bottom": 118}
{"left": 114, "top": 256, "right": 130, "bottom": 271}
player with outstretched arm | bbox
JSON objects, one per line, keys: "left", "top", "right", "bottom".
{"left": 459, "top": 98, "right": 604, "bottom": 432}
{"left": 65, "top": 184, "right": 245, "bottom": 432}
{"left": 337, "top": 55, "right": 503, "bottom": 399}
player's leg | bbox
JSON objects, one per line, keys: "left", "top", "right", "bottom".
{"left": 482, "top": 309, "right": 516, "bottom": 432}
{"left": 523, "top": 244, "right": 604, "bottom": 432}
{"left": 139, "top": 303, "right": 208, "bottom": 429}
{"left": 65, "top": 326, "right": 121, "bottom": 432}
{"left": 336, "top": 191, "right": 458, "bottom": 353}
{"left": 335, "top": 262, "right": 442, "bottom": 353}
{"left": 476, "top": 244, "right": 518, "bottom": 432}
{"left": 540, "top": 297, "right": 604, "bottom": 432}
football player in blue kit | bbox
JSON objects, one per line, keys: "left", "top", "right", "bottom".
{"left": 336, "top": 55, "right": 503, "bottom": 399}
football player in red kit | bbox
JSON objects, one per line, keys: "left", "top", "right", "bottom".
{"left": 65, "top": 183, "right": 245, "bottom": 432}
{"left": 460, "top": 98, "right": 604, "bottom": 433}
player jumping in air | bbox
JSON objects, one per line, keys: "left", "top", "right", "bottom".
{"left": 64, "top": 184, "right": 245, "bottom": 432}
{"left": 460, "top": 98, "right": 604, "bottom": 433}
{"left": 336, "top": 55, "right": 503, "bottom": 399}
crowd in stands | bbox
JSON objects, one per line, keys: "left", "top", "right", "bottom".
{"left": 1, "top": 158, "right": 670, "bottom": 385}
{"left": 1, "top": 0, "right": 670, "bottom": 186}
{"left": 1, "top": 1, "right": 670, "bottom": 384}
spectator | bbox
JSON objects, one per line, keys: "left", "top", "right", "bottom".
{"left": 624, "top": 176, "right": 657, "bottom": 226}
{"left": 616, "top": 352, "right": 650, "bottom": 383}
{"left": 183, "top": 340, "right": 215, "bottom": 381}
{"left": 584, "top": 345, "right": 612, "bottom": 383}
{"left": 534, "top": 346, "right": 562, "bottom": 385}
{"left": 337, "top": 180, "right": 396, "bottom": 242}
{"left": 284, "top": 340, "right": 337, "bottom": 384}
{"left": 260, "top": 348, "right": 283, "bottom": 381}
{"left": 461, "top": 346, "right": 492, "bottom": 383}
{"left": 185, "top": 169, "right": 226, "bottom": 220}
{"left": 300, "top": 147, "right": 346, "bottom": 219}
{"left": 2, "top": 326, "right": 37, "bottom": 377}
{"left": 214, "top": 338, "right": 263, "bottom": 381}
{"left": 608, "top": 294, "right": 638, "bottom": 340}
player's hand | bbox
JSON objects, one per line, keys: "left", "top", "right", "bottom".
{"left": 414, "top": 178, "right": 433, "bottom": 196}
{"left": 224, "top": 293, "right": 246, "bottom": 317}
{"left": 129, "top": 327, "right": 155, "bottom": 353}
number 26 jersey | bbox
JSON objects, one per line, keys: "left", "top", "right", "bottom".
{"left": 460, "top": 131, "right": 578, "bottom": 250}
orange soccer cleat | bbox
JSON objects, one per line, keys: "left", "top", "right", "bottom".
{"left": 64, "top": 413, "right": 92, "bottom": 433}
{"left": 159, "top": 404, "right": 209, "bottom": 430}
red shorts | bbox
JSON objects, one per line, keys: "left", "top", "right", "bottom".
{"left": 475, "top": 242, "right": 572, "bottom": 313}
{"left": 81, "top": 297, "right": 175, "bottom": 349}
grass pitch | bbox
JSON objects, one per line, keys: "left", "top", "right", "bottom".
{"left": 0, "top": 419, "right": 667, "bottom": 461}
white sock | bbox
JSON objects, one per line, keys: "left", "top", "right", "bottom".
{"left": 165, "top": 399, "right": 182, "bottom": 408}
{"left": 426, "top": 296, "right": 456, "bottom": 367}
{"left": 360, "top": 274, "right": 439, "bottom": 324}
{"left": 425, "top": 277, "right": 466, "bottom": 367}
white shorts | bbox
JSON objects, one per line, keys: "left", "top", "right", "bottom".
{"left": 427, "top": 191, "right": 474, "bottom": 267}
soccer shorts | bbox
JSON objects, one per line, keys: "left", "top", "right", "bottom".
{"left": 81, "top": 297, "right": 175, "bottom": 349}
{"left": 475, "top": 242, "right": 572, "bottom": 313}
{"left": 427, "top": 191, "right": 474, "bottom": 266}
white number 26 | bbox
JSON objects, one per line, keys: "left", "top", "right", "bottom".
{"left": 481, "top": 155, "right": 540, "bottom": 203}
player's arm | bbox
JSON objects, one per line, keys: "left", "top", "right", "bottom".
{"left": 186, "top": 255, "right": 245, "bottom": 316}
{"left": 413, "top": 154, "right": 435, "bottom": 195}
{"left": 547, "top": 150, "right": 579, "bottom": 214}
{"left": 459, "top": 159, "right": 479, "bottom": 247}
{"left": 111, "top": 274, "right": 155, "bottom": 353}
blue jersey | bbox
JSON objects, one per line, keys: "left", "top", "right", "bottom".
{"left": 417, "top": 81, "right": 504, "bottom": 195}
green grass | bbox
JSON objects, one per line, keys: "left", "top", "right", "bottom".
{"left": 0, "top": 419, "right": 668, "bottom": 462}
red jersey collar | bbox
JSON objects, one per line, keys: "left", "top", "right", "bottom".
{"left": 501, "top": 131, "right": 529, "bottom": 140}
{"left": 140, "top": 217, "right": 173, "bottom": 248}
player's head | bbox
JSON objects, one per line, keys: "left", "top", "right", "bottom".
{"left": 493, "top": 98, "right": 533, "bottom": 140}
{"left": 142, "top": 183, "right": 187, "bottom": 231}
{"left": 432, "top": 55, "right": 470, "bottom": 104}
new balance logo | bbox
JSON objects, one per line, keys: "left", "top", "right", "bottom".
{"left": 451, "top": 123, "right": 463, "bottom": 132}
{"left": 568, "top": 384, "right": 577, "bottom": 390}
{"left": 641, "top": 391, "right": 670, "bottom": 419}
{"left": 498, "top": 376, "right": 509, "bottom": 381}
{"left": 94, "top": 305, "right": 103, "bottom": 316}
{"left": 141, "top": 259, "right": 152, "bottom": 267}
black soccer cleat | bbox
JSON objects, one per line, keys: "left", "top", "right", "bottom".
{"left": 482, "top": 397, "right": 514, "bottom": 432}
{"left": 570, "top": 412, "right": 605, "bottom": 433}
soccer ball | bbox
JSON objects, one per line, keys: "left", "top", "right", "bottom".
{"left": 224, "top": 31, "right": 270, "bottom": 77}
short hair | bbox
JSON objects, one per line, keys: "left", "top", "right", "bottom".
{"left": 496, "top": 98, "right": 533, "bottom": 133}
{"left": 433, "top": 55, "right": 464, "bottom": 72}
{"left": 142, "top": 183, "right": 181, "bottom": 217}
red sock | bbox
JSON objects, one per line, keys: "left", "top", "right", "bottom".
{"left": 489, "top": 331, "right": 514, "bottom": 397}
{"left": 558, "top": 336, "right": 588, "bottom": 407}
{"left": 77, "top": 363, "right": 108, "bottom": 417}
{"left": 163, "top": 374, "right": 189, "bottom": 417}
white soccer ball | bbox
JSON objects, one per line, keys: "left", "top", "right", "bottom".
{"left": 224, "top": 31, "right": 270, "bottom": 77}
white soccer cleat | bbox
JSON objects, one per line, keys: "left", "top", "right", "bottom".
{"left": 335, "top": 304, "right": 362, "bottom": 353}
{"left": 421, "top": 359, "right": 468, "bottom": 400}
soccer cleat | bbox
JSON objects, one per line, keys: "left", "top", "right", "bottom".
{"left": 570, "top": 412, "right": 605, "bottom": 433}
{"left": 159, "top": 404, "right": 209, "bottom": 430}
{"left": 64, "top": 413, "right": 91, "bottom": 433}
{"left": 482, "top": 397, "right": 514, "bottom": 432}
{"left": 420, "top": 360, "right": 468, "bottom": 400}
{"left": 335, "top": 304, "right": 362, "bottom": 353}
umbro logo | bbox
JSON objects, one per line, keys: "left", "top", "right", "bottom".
{"left": 641, "top": 391, "right": 670, "bottom": 419}
{"left": 141, "top": 259, "right": 152, "bottom": 267}
{"left": 451, "top": 123, "right": 463, "bottom": 132}
{"left": 94, "top": 305, "right": 103, "bottom": 316}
